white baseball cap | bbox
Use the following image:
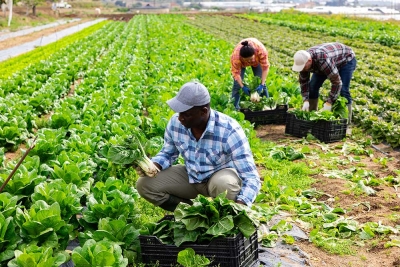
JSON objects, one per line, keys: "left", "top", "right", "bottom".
{"left": 292, "top": 50, "right": 311, "bottom": 72}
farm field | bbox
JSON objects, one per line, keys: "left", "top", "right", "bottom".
{"left": 0, "top": 12, "right": 400, "bottom": 267}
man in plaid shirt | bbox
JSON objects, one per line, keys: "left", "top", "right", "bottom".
{"left": 230, "top": 38, "right": 270, "bottom": 110}
{"left": 292, "top": 42, "right": 357, "bottom": 123}
{"left": 136, "top": 81, "right": 261, "bottom": 211}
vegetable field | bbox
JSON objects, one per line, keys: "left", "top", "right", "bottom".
{"left": 0, "top": 12, "right": 400, "bottom": 267}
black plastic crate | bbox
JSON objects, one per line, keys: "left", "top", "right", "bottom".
{"left": 139, "top": 217, "right": 258, "bottom": 267}
{"left": 241, "top": 104, "right": 288, "bottom": 125}
{"left": 285, "top": 113, "right": 315, "bottom": 139}
{"left": 285, "top": 113, "right": 347, "bottom": 143}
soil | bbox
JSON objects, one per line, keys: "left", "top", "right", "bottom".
{"left": 2, "top": 13, "right": 400, "bottom": 267}
{"left": 256, "top": 124, "right": 400, "bottom": 267}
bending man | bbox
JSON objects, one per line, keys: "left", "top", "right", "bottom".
{"left": 292, "top": 42, "right": 356, "bottom": 123}
{"left": 230, "top": 38, "right": 270, "bottom": 110}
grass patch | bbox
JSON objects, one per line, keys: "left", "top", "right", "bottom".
{"left": 133, "top": 197, "right": 165, "bottom": 229}
{"left": 0, "top": 12, "right": 57, "bottom": 32}
{"left": 262, "top": 159, "right": 315, "bottom": 190}
{"left": 314, "top": 238, "right": 356, "bottom": 255}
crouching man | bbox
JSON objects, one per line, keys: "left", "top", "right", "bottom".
{"left": 136, "top": 81, "right": 261, "bottom": 211}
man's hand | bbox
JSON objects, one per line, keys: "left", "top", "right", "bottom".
{"left": 153, "top": 162, "right": 162, "bottom": 171}
{"left": 256, "top": 84, "right": 266, "bottom": 94}
{"left": 321, "top": 102, "right": 332, "bottom": 111}
{"left": 302, "top": 101, "right": 310, "bottom": 111}
{"left": 135, "top": 167, "right": 145, "bottom": 177}
{"left": 242, "top": 86, "right": 250, "bottom": 95}
{"left": 135, "top": 162, "right": 161, "bottom": 178}
{"left": 236, "top": 200, "right": 246, "bottom": 205}
{"left": 144, "top": 162, "right": 161, "bottom": 177}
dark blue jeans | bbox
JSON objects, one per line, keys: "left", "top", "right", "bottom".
{"left": 232, "top": 64, "right": 268, "bottom": 109}
{"left": 309, "top": 58, "right": 357, "bottom": 104}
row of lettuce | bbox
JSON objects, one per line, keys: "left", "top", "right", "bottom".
{"left": 0, "top": 14, "right": 267, "bottom": 266}
{"left": 0, "top": 21, "right": 121, "bottom": 151}
{"left": 0, "top": 14, "right": 399, "bottom": 266}
{"left": 0, "top": 17, "right": 149, "bottom": 266}
{"left": 241, "top": 10, "right": 400, "bottom": 48}
{"left": 186, "top": 13, "right": 400, "bottom": 147}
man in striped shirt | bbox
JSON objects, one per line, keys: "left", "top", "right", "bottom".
{"left": 136, "top": 82, "right": 261, "bottom": 211}
{"left": 292, "top": 42, "right": 357, "bottom": 123}
{"left": 230, "top": 38, "right": 270, "bottom": 110}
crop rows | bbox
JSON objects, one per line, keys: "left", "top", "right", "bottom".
{"left": 0, "top": 22, "right": 126, "bottom": 150}
{"left": 0, "top": 14, "right": 263, "bottom": 266}
{"left": 240, "top": 12, "right": 400, "bottom": 48}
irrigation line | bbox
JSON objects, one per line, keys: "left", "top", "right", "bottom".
{"left": 371, "top": 144, "right": 389, "bottom": 156}
{"left": 0, "top": 136, "right": 37, "bottom": 193}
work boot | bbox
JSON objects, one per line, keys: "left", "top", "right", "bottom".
{"left": 347, "top": 103, "right": 352, "bottom": 124}
{"left": 159, "top": 195, "right": 193, "bottom": 212}
{"left": 309, "top": 98, "right": 319, "bottom": 111}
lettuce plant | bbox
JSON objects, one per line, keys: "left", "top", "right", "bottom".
{"left": 29, "top": 128, "right": 66, "bottom": 162}
{"left": 0, "top": 156, "right": 46, "bottom": 197}
{"left": 141, "top": 193, "right": 260, "bottom": 247}
{"left": 177, "top": 248, "right": 210, "bottom": 267}
{"left": 78, "top": 216, "right": 140, "bottom": 263}
{"left": 51, "top": 161, "right": 93, "bottom": 186}
{"left": 45, "top": 150, "right": 96, "bottom": 187}
{"left": 289, "top": 96, "right": 348, "bottom": 121}
{"left": 101, "top": 134, "right": 160, "bottom": 177}
{"left": 7, "top": 245, "right": 67, "bottom": 267}
{"left": 0, "top": 213, "right": 21, "bottom": 264}
{"left": 63, "top": 130, "right": 102, "bottom": 156}
{"left": 0, "top": 192, "right": 21, "bottom": 218}
{"left": 15, "top": 201, "right": 73, "bottom": 250}
{"left": 81, "top": 177, "right": 140, "bottom": 228}
{"left": 269, "top": 146, "right": 305, "bottom": 161}
{"left": 31, "top": 179, "right": 84, "bottom": 225}
{"left": 71, "top": 239, "right": 128, "bottom": 267}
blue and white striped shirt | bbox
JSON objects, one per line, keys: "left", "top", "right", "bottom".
{"left": 152, "top": 109, "right": 261, "bottom": 206}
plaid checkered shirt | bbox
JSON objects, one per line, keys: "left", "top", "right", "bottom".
{"left": 299, "top": 42, "right": 355, "bottom": 103}
{"left": 152, "top": 110, "right": 261, "bottom": 206}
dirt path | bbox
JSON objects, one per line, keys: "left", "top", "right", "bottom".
{"left": 0, "top": 18, "right": 92, "bottom": 51}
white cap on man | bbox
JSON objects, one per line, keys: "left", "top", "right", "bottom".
{"left": 292, "top": 50, "right": 311, "bottom": 72}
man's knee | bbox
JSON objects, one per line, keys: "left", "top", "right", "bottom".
{"left": 136, "top": 176, "right": 156, "bottom": 201}
{"left": 208, "top": 169, "right": 242, "bottom": 200}
{"left": 135, "top": 176, "right": 146, "bottom": 195}
{"left": 136, "top": 177, "right": 193, "bottom": 211}
{"left": 136, "top": 177, "right": 168, "bottom": 208}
